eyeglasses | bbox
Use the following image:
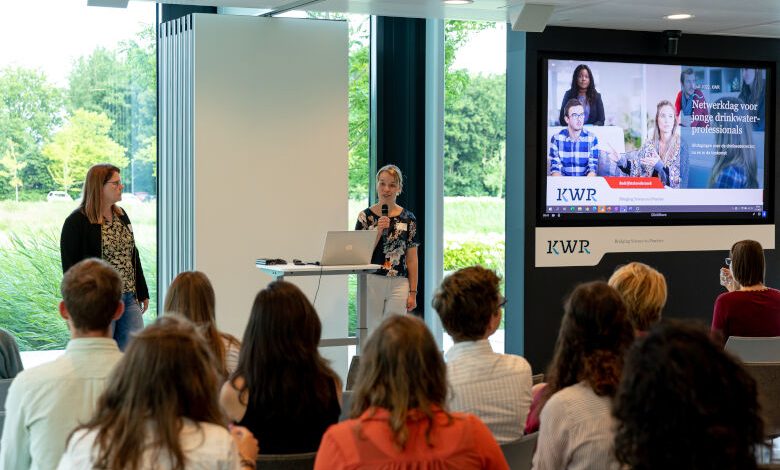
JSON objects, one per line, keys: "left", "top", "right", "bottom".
{"left": 105, "top": 180, "right": 122, "bottom": 187}
{"left": 725, "top": 257, "right": 732, "bottom": 266}
{"left": 569, "top": 113, "right": 585, "bottom": 119}
{"left": 498, "top": 297, "right": 507, "bottom": 309}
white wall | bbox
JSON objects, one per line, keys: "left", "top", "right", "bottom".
{"left": 191, "top": 15, "right": 349, "bottom": 378}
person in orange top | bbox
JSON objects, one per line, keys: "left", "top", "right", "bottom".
{"left": 314, "top": 315, "right": 508, "bottom": 470}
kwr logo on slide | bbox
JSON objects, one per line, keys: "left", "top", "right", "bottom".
{"left": 556, "top": 188, "right": 597, "bottom": 202}
{"left": 546, "top": 240, "right": 590, "bottom": 255}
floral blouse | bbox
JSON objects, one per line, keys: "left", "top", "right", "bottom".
{"left": 621, "top": 137, "right": 687, "bottom": 188}
{"left": 355, "top": 207, "right": 420, "bottom": 278}
{"left": 101, "top": 215, "right": 136, "bottom": 293}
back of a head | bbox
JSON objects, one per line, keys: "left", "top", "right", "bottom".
{"left": 78, "top": 315, "right": 224, "bottom": 470}
{"left": 433, "top": 266, "right": 500, "bottom": 341}
{"left": 61, "top": 258, "right": 122, "bottom": 332}
{"left": 236, "top": 281, "right": 336, "bottom": 416}
{"left": 731, "top": 239, "right": 765, "bottom": 287}
{"left": 548, "top": 281, "right": 633, "bottom": 397}
{"left": 614, "top": 320, "right": 763, "bottom": 470}
{"left": 163, "top": 271, "right": 216, "bottom": 325}
{"left": 351, "top": 315, "right": 447, "bottom": 448}
{"left": 608, "top": 262, "right": 667, "bottom": 332}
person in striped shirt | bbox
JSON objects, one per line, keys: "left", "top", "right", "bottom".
{"left": 434, "top": 266, "right": 533, "bottom": 444}
{"left": 549, "top": 99, "right": 599, "bottom": 177}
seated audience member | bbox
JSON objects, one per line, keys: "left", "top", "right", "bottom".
{"left": 549, "top": 99, "right": 599, "bottom": 177}
{"left": 0, "top": 259, "right": 124, "bottom": 470}
{"left": 220, "top": 281, "right": 341, "bottom": 454}
{"left": 433, "top": 266, "right": 532, "bottom": 443}
{"left": 608, "top": 262, "right": 667, "bottom": 335}
{"left": 531, "top": 281, "right": 633, "bottom": 470}
{"left": 712, "top": 239, "right": 780, "bottom": 344}
{"left": 315, "top": 315, "right": 508, "bottom": 470}
{"left": 614, "top": 320, "right": 764, "bottom": 470}
{"left": 0, "top": 327, "right": 23, "bottom": 379}
{"left": 58, "top": 315, "right": 258, "bottom": 469}
{"left": 164, "top": 271, "right": 241, "bottom": 378}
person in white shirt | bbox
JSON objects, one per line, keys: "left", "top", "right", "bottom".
{"left": 57, "top": 314, "right": 258, "bottom": 470}
{"left": 531, "top": 281, "right": 634, "bottom": 470}
{"left": 433, "top": 265, "right": 533, "bottom": 444}
{"left": 0, "top": 258, "right": 125, "bottom": 470}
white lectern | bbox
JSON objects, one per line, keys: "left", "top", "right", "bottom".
{"left": 255, "top": 263, "right": 381, "bottom": 355}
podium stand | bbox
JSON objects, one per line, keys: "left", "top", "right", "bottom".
{"left": 255, "top": 262, "right": 381, "bottom": 356}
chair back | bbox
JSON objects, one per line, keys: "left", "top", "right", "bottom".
{"left": 256, "top": 452, "right": 317, "bottom": 470}
{"left": 531, "top": 373, "right": 544, "bottom": 385}
{"left": 725, "top": 336, "right": 780, "bottom": 363}
{"left": 0, "top": 378, "right": 12, "bottom": 412}
{"left": 743, "top": 362, "right": 780, "bottom": 438}
{"left": 339, "top": 390, "right": 353, "bottom": 422}
{"left": 500, "top": 432, "right": 538, "bottom": 470}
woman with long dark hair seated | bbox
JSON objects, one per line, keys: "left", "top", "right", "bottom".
{"left": 712, "top": 239, "right": 780, "bottom": 344}
{"left": 315, "top": 315, "right": 508, "bottom": 469}
{"left": 220, "top": 281, "right": 341, "bottom": 454}
{"left": 614, "top": 320, "right": 764, "bottom": 469}
{"left": 532, "top": 281, "right": 633, "bottom": 470}
{"left": 58, "top": 315, "right": 258, "bottom": 469}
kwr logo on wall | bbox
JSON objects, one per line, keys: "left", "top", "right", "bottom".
{"left": 556, "top": 188, "right": 597, "bottom": 202}
{"left": 546, "top": 240, "right": 591, "bottom": 255}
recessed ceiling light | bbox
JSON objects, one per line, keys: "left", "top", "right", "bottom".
{"left": 665, "top": 13, "right": 694, "bottom": 20}
{"left": 443, "top": 0, "right": 474, "bottom": 4}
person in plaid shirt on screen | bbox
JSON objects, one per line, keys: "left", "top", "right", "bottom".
{"left": 549, "top": 98, "right": 599, "bottom": 177}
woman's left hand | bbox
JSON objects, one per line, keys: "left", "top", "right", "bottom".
{"left": 406, "top": 292, "right": 417, "bottom": 311}
{"left": 139, "top": 298, "right": 149, "bottom": 313}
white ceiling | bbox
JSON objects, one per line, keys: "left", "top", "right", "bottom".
{"left": 136, "top": 0, "right": 780, "bottom": 38}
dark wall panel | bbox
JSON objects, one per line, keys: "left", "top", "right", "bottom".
{"left": 514, "top": 26, "right": 780, "bottom": 371}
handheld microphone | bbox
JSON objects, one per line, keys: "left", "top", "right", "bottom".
{"left": 381, "top": 204, "right": 389, "bottom": 237}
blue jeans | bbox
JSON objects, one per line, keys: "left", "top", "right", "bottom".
{"left": 113, "top": 292, "right": 145, "bottom": 351}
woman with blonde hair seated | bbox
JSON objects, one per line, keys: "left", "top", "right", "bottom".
{"left": 315, "top": 315, "right": 508, "bottom": 470}
{"left": 608, "top": 262, "right": 667, "bottom": 334}
{"left": 58, "top": 315, "right": 258, "bottom": 470}
{"left": 164, "top": 271, "right": 241, "bottom": 377}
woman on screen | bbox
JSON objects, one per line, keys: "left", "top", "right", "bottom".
{"left": 355, "top": 164, "right": 420, "bottom": 332}
{"left": 708, "top": 97, "right": 759, "bottom": 189}
{"left": 558, "top": 64, "right": 605, "bottom": 126}
{"left": 219, "top": 281, "right": 341, "bottom": 454}
{"left": 738, "top": 68, "right": 765, "bottom": 132}
{"left": 611, "top": 100, "right": 688, "bottom": 188}
{"left": 60, "top": 163, "right": 149, "bottom": 351}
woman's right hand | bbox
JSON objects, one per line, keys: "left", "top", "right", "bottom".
{"left": 720, "top": 267, "right": 737, "bottom": 292}
{"left": 376, "top": 216, "right": 390, "bottom": 234}
{"left": 230, "top": 425, "right": 259, "bottom": 463}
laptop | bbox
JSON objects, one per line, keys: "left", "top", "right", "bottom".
{"left": 320, "top": 230, "right": 377, "bottom": 266}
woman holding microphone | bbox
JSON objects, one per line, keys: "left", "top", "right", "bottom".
{"left": 355, "top": 164, "right": 420, "bottom": 333}
{"left": 60, "top": 163, "right": 149, "bottom": 351}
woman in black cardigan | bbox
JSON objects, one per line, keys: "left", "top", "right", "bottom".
{"left": 558, "top": 64, "right": 605, "bottom": 126}
{"left": 60, "top": 163, "right": 149, "bottom": 351}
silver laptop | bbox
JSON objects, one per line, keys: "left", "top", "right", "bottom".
{"left": 320, "top": 230, "right": 377, "bottom": 266}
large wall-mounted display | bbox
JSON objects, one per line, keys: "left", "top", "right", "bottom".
{"left": 540, "top": 57, "right": 772, "bottom": 225}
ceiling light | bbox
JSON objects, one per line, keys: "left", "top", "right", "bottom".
{"left": 665, "top": 13, "right": 694, "bottom": 20}
{"left": 443, "top": 0, "right": 474, "bottom": 4}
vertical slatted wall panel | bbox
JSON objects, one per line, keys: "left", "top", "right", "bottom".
{"left": 157, "top": 15, "right": 195, "bottom": 308}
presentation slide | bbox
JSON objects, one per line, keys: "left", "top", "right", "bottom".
{"left": 542, "top": 59, "right": 768, "bottom": 221}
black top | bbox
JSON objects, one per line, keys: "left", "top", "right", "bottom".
{"left": 60, "top": 208, "right": 150, "bottom": 301}
{"left": 237, "top": 379, "right": 341, "bottom": 454}
{"left": 558, "top": 89, "right": 605, "bottom": 126}
{"left": 355, "top": 207, "right": 420, "bottom": 278}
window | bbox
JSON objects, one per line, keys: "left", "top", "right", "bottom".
{"left": 0, "top": 1, "right": 157, "bottom": 359}
{"left": 443, "top": 21, "right": 506, "bottom": 351}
